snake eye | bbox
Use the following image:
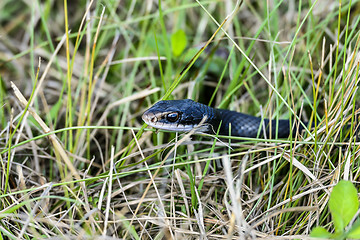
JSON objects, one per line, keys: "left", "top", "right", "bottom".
{"left": 166, "top": 112, "right": 179, "bottom": 122}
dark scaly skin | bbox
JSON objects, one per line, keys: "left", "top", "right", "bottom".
{"left": 215, "top": 109, "right": 295, "bottom": 138}
{"left": 142, "top": 99, "right": 304, "bottom": 138}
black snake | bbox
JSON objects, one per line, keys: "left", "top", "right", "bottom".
{"left": 142, "top": 99, "right": 305, "bottom": 138}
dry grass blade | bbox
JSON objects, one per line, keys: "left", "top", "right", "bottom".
{"left": 102, "top": 146, "right": 115, "bottom": 235}
{"left": 11, "top": 82, "right": 80, "bottom": 180}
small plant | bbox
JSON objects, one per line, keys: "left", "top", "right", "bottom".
{"left": 311, "top": 180, "right": 360, "bottom": 239}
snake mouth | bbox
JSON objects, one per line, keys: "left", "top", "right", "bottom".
{"left": 142, "top": 111, "right": 197, "bottom": 132}
{"left": 142, "top": 110, "right": 211, "bottom": 134}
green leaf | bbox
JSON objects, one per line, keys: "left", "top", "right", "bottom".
{"left": 331, "top": 211, "right": 345, "bottom": 234}
{"left": 171, "top": 29, "right": 187, "bottom": 57}
{"left": 347, "top": 219, "right": 360, "bottom": 239}
{"left": 329, "top": 180, "right": 359, "bottom": 232}
{"left": 310, "top": 227, "right": 333, "bottom": 238}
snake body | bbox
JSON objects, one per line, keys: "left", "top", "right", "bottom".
{"left": 142, "top": 99, "right": 304, "bottom": 138}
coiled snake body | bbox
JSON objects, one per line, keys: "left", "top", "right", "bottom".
{"left": 142, "top": 99, "right": 304, "bottom": 138}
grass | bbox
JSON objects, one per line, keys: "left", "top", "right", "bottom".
{"left": 1, "top": 0, "right": 360, "bottom": 239}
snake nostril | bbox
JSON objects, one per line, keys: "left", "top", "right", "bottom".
{"left": 150, "top": 117, "right": 156, "bottom": 123}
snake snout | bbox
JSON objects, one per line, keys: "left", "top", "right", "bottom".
{"left": 142, "top": 111, "right": 157, "bottom": 125}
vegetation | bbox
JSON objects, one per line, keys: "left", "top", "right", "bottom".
{"left": 0, "top": 0, "right": 359, "bottom": 239}
{"left": 311, "top": 180, "right": 360, "bottom": 239}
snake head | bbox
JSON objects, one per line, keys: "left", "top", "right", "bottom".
{"left": 142, "top": 99, "right": 210, "bottom": 132}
